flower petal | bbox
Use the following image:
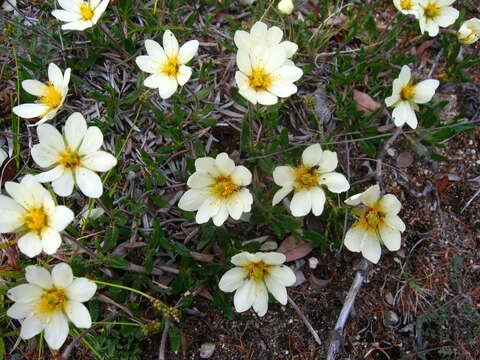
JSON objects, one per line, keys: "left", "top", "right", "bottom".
{"left": 22, "top": 80, "right": 47, "bottom": 96}
{"left": 81, "top": 151, "right": 117, "bottom": 172}
{"left": 379, "top": 224, "right": 402, "bottom": 251}
{"left": 37, "top": 123, "right": 65, "bottom": 153}
{"left": 51, "top": 9, "right": 82, "bottom": 22}
{"left": 178, "top": 40, "right": 199, "bottom": 64}
{"left": 392, "top": 101, "right": 417, "bottom": 128}
{"left": 17, "top": 232, "right": 43, "bottom": 258}
{"left": 52, "top": 170, "right": 75, "bottom": 197}
{"left": 196, "top": 197, "right": 220, "bottom": 224}
{"left": 75, "top": 167, "right": 103, "bottom": 198}
{"left": 25, "top": 266, "right": 53, "bottom": 289}
{"left": 20, "top": 316, "right": 45, "bottom": 340}
{"left": 212, "top": 205, "right": 229, "bottom": 226}
{"left": 317, "top": 150, "right": 338, "bottom": 173}
{"left": 7, "top": 302, "right": 34, "bottom": 320}
{"left": 219, "top": 267, "right": 248, "bottom": 292}
{"left": 379, "top": 194, "right": 402, "bottom": 215}
{"left": 144, "top": 39, "right": 167, "bottom": 62}
{"left": 231, "top": 165, "right": 252, "bottom": 186}
{"left": 412, "top": 79, "right": 439, "bottom": 104}
{"left": 78, "top": 127, "right": 103, "bottom": 155}
{"left": 319, "top": 172, "right": 350, "bottom": 193}
{"left": 344, "top": 225, "right": 363, "bottom": 252}
{"left": 65, "top": 278, "right": 97, "bottom": 302}
{"left": 384, "top": 214, "right": 406, "bottom": 232}
{"left": 162, "top": 30, "right": 179, "bottom": 58}
{"left": 178, "top": 188, "right": 207, "bottom": 211}
{"left": 65, "top": 301, "right": 92, "bottom": 328}
{"left": 0, "top": 195, "right": 24, "bottom": 232}
{"left": 272, "top": 186, "right": 293, "bottom": 206}
{"left": 65, "top": 112, "right": 87, "bottom": 150}
{"left": 44, "top": 312, "right": 69, "bottom": 350}
{"left": 264, "top": 276, "right": 287, "bottom": 305}
{"left": 290, "top": 190, "right": 312, "bottom": 217}
{"left": 215, "top": 153, "right": 235, "bottom": 175}
{"left": 233, "top": 279, "right": 255, "bottom": 313}
{"left": 35, "top": 166, "right": 64, "bottom": 183}
{"left": 310, "top": 187, "right": 326, "bottom": 216}
{"left": 176, "top": 65, "right": 192, "bottom": 86}
{"left": 49, "top": 206, "right": 74, "bottom": 232}
{"left": 361, "top": 230, "right": 381, "bottom": 264}
{"left": 12, "top": 104, "right": 49, "bottom": 119}
{"left": 302, "top": 144, "right": 322, "bottom": 168}
{"left": 51, "top": 263, "right": 73, "bottom": 288}
{"left": 135, "top": 55, "right": 157, "bottom": 73}
{"left": 7, "top": 284, "right": 42, "bottom": 303}
{"left": 273, "top": 166, "right": 295, "bottom": 187}
{"left": 267, "top": 265, "right": 296, "bottom": 286}
{"left": 252, "top": 282, "right": 269, "bottom": 317}
{"left": 261, "top": 252, "right": 286, "bottom": 265}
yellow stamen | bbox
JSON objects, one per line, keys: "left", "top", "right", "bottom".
{"left": 424, "top": 2, "right": 441, "bottom": 19}
{"left": 39, "top": 84, "right": 62, "bottom": 110}
{"left": 400, "top": 84, "right": 416, "bottom": 101}
{"left": 248, "top": 67, "right": 273, "bottom": 91}
{"left": 400, "top": 0, "right": 413, "bottom": 10}
{"left": 162, "top": 57, "right": 180, "bottom": 77}
{"left": 79, "top": 2, "right": 95, "bottom": 21}
{"left": 36, "top": 288, "right": 67, "bottom": 314}
{"left": 244, "top": 261, "right": 270, "bottom": 282}
{"left": 211, "top": 176, "right": 240, "bottom": 199}
{"left": 59, "top": 148, "right": 81, "bottom": 169}
{"left": 357, "top": 204, "right": 384, "bottom": 230}
{"left": 293, "top": 165, "right": 320, "bottom": 191}
{"left": 23, "top": 207, "right": 49, "bottom": 233}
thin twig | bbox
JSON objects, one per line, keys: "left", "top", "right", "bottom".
{"left": 460, "top": 188, "right": 480, "bottom": 214}
{"left": 327, "top": 259, "right": 370, "bottom": 360}
{"left": 375, "top": 126, "right": 403, "bottom": 189}
{"left": 158, "top": 320, "right": 170, "bottom": 360}
{"left": 288, "top": 295, "right": 322, "bottom": 345}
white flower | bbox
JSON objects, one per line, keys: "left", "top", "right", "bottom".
{"left": 7, "top": 263, "right": 97, "bottom": 350}
{"left": 136, "top": 31, "right": 199, "bottom": 99}
{"left": 417, "top": 0, "right": 459, "bottom": 37}
{"left": 0, "top": 147, "right": 7, "bottom": 167}
{"left": 234, "top": 21, "right": 298, "bottom": 60}
{"left": 235, "top": 44, "right": 303, "bottom": 105}
{"left": 52, "top": 0, "right": 110, "bottom": 31}
{"left": 344, "top": 185, "right": 405, "bottom": 264}
{"left": 31, "top": 112, "right": 117, "bottom": 199}
{"left": 178, "top": 153, "right": 253, "bottom": 226}
{"left": 272, "top": 144, "right": 350, "bottom": 217}
{"left": 385, "top": 65, "right": 439, "bottom": 129}
{"left": 0, "top": 176, "right": 74, "bottom": 257}
{"left": 2, "top": 0, "right": 16, "bottom": 11}
{"left": 393, "top": 0, "right": 419, "bottom": 16}
{"left": 278, "top": 0, "right": 294, "bottom": 14}
{"left": 219, "top": 252, "right": 296, "bottom": 316}
{"left": 12, "top": 63, "right": 70, "bottom": 126}
{"left": 457, "top": 18, "right": 480, "bottom": 45}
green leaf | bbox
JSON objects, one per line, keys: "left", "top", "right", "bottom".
{"left": 168, "top": 326, "right": 181, "bottom": 351}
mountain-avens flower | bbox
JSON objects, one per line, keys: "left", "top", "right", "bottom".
{"left": 12, "top": 63, "right": 70, "bottom": 126}
{"left": 0, "top": 176, "right": 74, "bottom": 257}
{"left": 235, "top": 44, "right": 303, "bottom": 105}
{"left": 136, "top": 31, "right": 199, "bottom": 99}
{"left": 234, "top": 21, "right": 298, "bottom": 61}
{"left": 7, "top": 263, "right": 97, "bottom": 350}
{"left": 393, "top": 0, "right": 419, "bottom": 16}
{"left": 219, "top": 252, "right": 296, "bottom": 316}
{"left": 344, "top": 184, "right": 405, "bottom": 264}
{"left": 31, "top": 112, "right": 117, "bottom": 199}
{"left": 417, "top": 0, "right": 459, "bottom": 37}
{"left": 272, "top": 144, "right": 350, "bottom": 217}
{"left": 457, "top": 18, "right": 480, "bottom": 45}
{"left": 278, "top": 0, "right": 294, "bottom": 15}
{"left": 385, "top": 65, "right": 439, "bottom": 129}
{"left": 52, "top": 0, "right": 110, "bottom": 31}
{"left": 178, "top": 153, "right": 253, "bottom": 226}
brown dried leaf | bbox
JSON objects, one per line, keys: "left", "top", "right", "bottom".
{"left": 308, "top": 274, "right": 332, "bottom": 290}
{"left": 353, "top": 89, "right": 381, "bottom": 115}
{"left": 277, "top": 236, "right": 312, "bottom": 262}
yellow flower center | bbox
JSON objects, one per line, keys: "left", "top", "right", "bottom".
{"left": 39, "top": 84, "right": 62, "bottom": 110}
{"left": 458, "top": 27, "right": 477, "bottom": 43}
{"left": 59, "top": 148, "right": 81, "bottom": 169}
{"left": 424, "top": 2, "right": 441, "bottom": 19}
{"left": 400, "top": 0, "right": 413, "bottom": 10}
{"left": 400, "top": 83, "right": 416, "bottom": 101}
{"left": 79, "top": 2, "right": 95, "bottom": 21}
{"left": 211, "top": 176, "right": 240, "bottom": 199}
{"left": 293, "top": 165, "right": 320, "bottom": 191}
{"left": 244, "top": 261, "right": 270, "bottom": 282}
{"left": 23, "top": 207, "right": 49, "bottom": 233}
{"left": 357, "top": 204, "right": 385, "bottom": 230}
{"left": 162, "top": 56, "right": 180, "bottom": 77}
{"left": 248, "top": 67, "right": 273, "bottom": 91}
{"left": 36, "top": 288, "right": 67, "bottom": 314}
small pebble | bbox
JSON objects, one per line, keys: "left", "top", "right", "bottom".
{"left": 308, "top": 257, "right": 319, "bottom": 269}
{"left": 200, "top": 343, "right": 216, "bottom": 359}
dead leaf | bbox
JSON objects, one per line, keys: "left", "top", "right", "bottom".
{"left": 277, "top": 236, "right": 312, "bottom": 262}
{"left": 436, "top": 176, "right": 450, "bottom": 198}
{"left": 353, "top": 89, "right": 381, "bottom": 115}
{"left": 308, "top": 274, "right": 332, "bottom": 290}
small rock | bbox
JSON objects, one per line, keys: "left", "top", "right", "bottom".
{"left": 397, "top": 151, "right": 414, "bottom": 168}
{"left": 308, "top": 257, "right": 319, "bottom": 269}
{"left": 383, "top": 311, "right": 400, "bottom": 328}
{"left": 384, "top": 291, "right": 395, "bottom": 306}
{"left": 292, "top": 270, "right": 306, "bottom": 287}
{"left": 260, "top": 241, "right": 278, "bottom": 251}
{"left": 199, "top": 343, "right": 216, "bottom": 359}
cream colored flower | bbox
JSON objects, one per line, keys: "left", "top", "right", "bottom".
{"left": 344, "top": 185, "right": 405, "bottom": 264}
{"left": 0, "top": 176, "right": 74, "bottom": 257}
{"left": 278, "top": 0, "right": 294, "bottom": 14}
{"left": 2, "top": 0, "right": 16, "bottom": 11}
{"left": 178, "top": 153, "right": 253, "bottom": 226}
{"left": 393, "top": 0, "right": 419, "bottom": 16}
{"left": 385, "top": 65, "right": 439, "bottom": 129}
{"left": 457, "top": 18, "right": 480, "bottom": 45}
{"left": 219, "top": 252, "right": 296, "bottom": 316}
{"left": 235, "top": 44, "right": 303, "bottom": 105}
{"left": 0, "top": 147, "right": 7, "bottom": 167}
{"left": 272, "top": 144, "right": 350, "bottom": 217}
{"left": 234, "top": 21, "right": 298, "bottom": 60}
{"left": 136, "top": 31, "right": 199, "bottom": 99}
{"left": 12, "top": 63, "right": 70, "bottom": 126}
{"left": 417, "top": 0, "right": 459, "bottom": 37}
{"left": 31, "top": 112, "right": 117, "bottom": 199}
{"left": 52, "top": 0, "right": 110, "bottom": 31}
{"left": 7, "top": 263, "right": 97, "bottom": 350}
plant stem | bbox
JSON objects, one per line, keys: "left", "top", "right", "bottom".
{"left": 92, "top": 322, "right": 141, "bottom": 327}
{"left": 91, "top": 279, "right": 154, "bottom": 301}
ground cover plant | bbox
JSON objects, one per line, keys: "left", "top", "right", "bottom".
{"left": 0, "top": 0, "right": 479, "bottom": 359}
